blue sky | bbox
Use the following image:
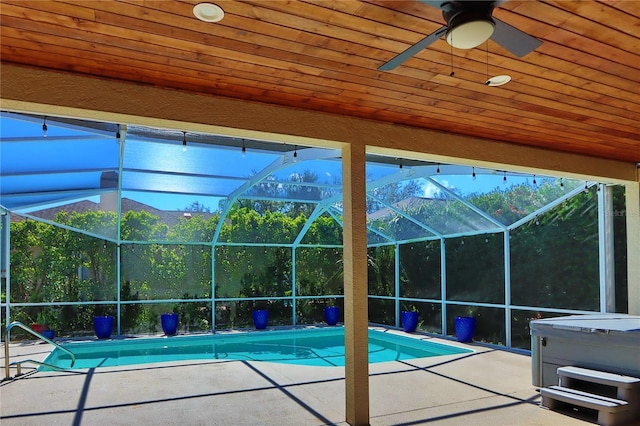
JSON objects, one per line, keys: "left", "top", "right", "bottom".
{"left": 2, "top": 114, "right": 564, "bottom": 213}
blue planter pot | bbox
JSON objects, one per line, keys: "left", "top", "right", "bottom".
{"left": 161, "top": 313, "right": 179, "bottom": 336}
{"left": 401, "top": 311, "right": 419, "bottom": 333}
{"left": 253, "top": 309, "right": 269, "bottom": 329}
{"left": 94, "top": 315, "right": 114, "bottom": 339}
{"left": 41, "top": 329, "right": 55, "bottom": 340}
{"left": 455, "top": 316, "right": 476, "bottom": 343}
{"left": 324, "top": 306, "right": 340, "bottom": 326}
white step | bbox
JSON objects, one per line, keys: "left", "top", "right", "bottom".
{"left": 540, "top": 386, "right": 630, "bottom": 426}
{"left": 557, "top": 365, "right": 640, "bottom": 401}
{"left": 557, "top": 366, "right": 640, "bottom": 389}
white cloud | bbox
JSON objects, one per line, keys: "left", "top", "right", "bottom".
{"left": 424, "top": 180, "right": 456, "bottom": 198}
{"left": 423, "top": 182, "right": 441, "bottom": 198}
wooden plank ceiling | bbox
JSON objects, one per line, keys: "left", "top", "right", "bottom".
{"left": 1, "top": 0, "right": 639, "bottom": 163}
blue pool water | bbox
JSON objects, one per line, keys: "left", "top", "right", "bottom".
{"left": 41, "top": 328, "right": 471, "bottom": 370}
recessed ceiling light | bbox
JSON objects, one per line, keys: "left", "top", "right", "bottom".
{"left": 485, "top": 75, "right": 511, "bottom": 87}
{"left": 193, "top": 3, "right": 224, "bottom": 23}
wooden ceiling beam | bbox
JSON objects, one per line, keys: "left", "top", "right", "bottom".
{"left": 1, "top": 63, "right": 636, "bottom": 184}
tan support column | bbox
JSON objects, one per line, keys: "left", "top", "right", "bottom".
{"left": 626, "top": 181, "right": 640, "bottom": 314}
{"left": 342, "top": 143, "right": 369, "bottom": 426}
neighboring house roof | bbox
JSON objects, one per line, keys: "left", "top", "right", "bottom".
{"left": 368, "top": 196, "right": 445, "bottom": 221}
{"left": 11, "top": 198, "right": 213, "bottom": 228}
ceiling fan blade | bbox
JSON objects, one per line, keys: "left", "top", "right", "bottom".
{"left": 378, "top": 26, "right": 447, "bottom": 71}
{"left": 490, "top": 18, "right": 542, "bottom": 57}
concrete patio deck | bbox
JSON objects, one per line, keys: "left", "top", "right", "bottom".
{"left": 1, "top": 330, "right": 595, "bottom": 425}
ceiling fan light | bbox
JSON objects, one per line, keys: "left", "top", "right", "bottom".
{"left": 446, "top": 17, "right": 495, "bottom": 49}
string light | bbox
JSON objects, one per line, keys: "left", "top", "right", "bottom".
{"left": 436, "top": 163, "right": 441, "bottom": 174}
{"left": 560, "top": 177, "right": 564, "bottom": 188}
{"left": 503, "top": 171, "right": 507, "bottom": 184}
{"left": 293, "top": 145, "right": 298, "bottom": 162}
{"left": 533, "top": 174, "right": 537, "bottom": 186}
{"left": 42, "top": 116, "right": 48, "bottom": 137}
{"left": 399, "top": 162, "right": 404, "bottom": 173}
{"left": 241, "top": 139, "right": 246, "bottom": 157}
{"left": 182, "top": 131, "right": 187, "bottom": 152}
{"left": 472, "top": 167, "right": 476, "bottom": 180}
{"left": 116, "top": 124, "right": 121, "bottom": 141}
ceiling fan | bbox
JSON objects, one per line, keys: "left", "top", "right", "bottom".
{"left": 378, "top": 0, "right": 541, "bottom": 71}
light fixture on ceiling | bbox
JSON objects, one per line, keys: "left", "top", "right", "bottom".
{"left": 533, "top": 174, "right": 537, "bottom": 186}
{"left": 182, "top": 131, "right": 187, "bottom": 152}
{"left": 42, "top": 116, "right": 48, "bottom": 137}
{"left": 116, "top": 124, "right": 121, "bottom": 141}
{"left": 193, "top": 3, "right": 224, "bottom": 23}
{"left": 444, "top": 8, "right": 495, "bottom": 49}
{"left": 486, "top": 75, "right": 512, "bottom": 86}
{"left": 241, "top": 139, "right": 246, "bottom": 157}
{"left": 483, "top": 40, "right": 511, "bottom": 87}
{"left": 472, "top": 166, "right": 476, "bottom": 180}
{"left": 293, "top": 145, "right": 298, "bottom": 163}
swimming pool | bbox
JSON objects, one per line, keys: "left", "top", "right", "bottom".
{"left": 41, "top": 327, "right": 472, "bottom": 370}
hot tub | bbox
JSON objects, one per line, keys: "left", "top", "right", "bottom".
{"left": 530, "top": 314, "right": 640, "bottom": 387}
